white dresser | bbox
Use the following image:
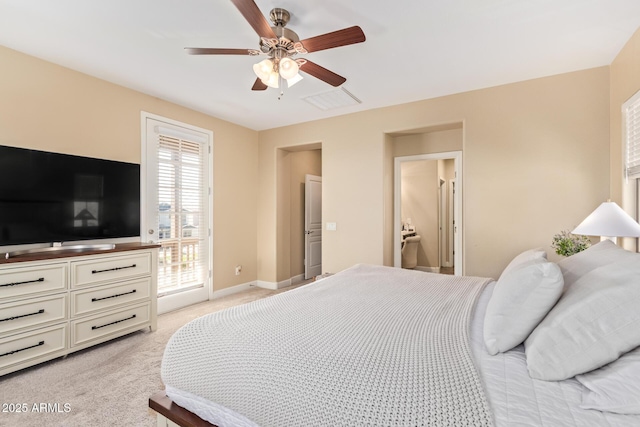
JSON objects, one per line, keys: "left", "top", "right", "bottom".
{"left": 0, "top": 243, "right": 158, "bottom": 376}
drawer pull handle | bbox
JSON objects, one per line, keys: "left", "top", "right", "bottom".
{"left": 91, "top": 264, "right": 136, "bottom": 274}
{"left": 0, "top": 340, "right": 45, "bottom": 358}
{"left": 0, "top": 277, "right": 45, "bottom": 288}
{"left": 91, "top": 314, "right": 136, "bottom": 330}
{"left": 92, "top": 289, "right": 137, "bottom": 302}
{"left": 0, "top": 309, "right": 45, "bottom": 323}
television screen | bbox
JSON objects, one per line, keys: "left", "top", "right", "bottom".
{"left": 0, "top": 145, "right": 140, "bottom": 246}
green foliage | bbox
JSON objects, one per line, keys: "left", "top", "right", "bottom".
{"left": 551, "top": 230, "right": 591, "bottom": 257}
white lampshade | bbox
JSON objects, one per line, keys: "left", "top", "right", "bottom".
{"left": 262, "top": 71, "right": 279, "bottom": 89}
{"left": 253, "top": 59, "right": 273, "bottom": 81}
{"left": 278, "top": 57, "right": 299, "bottom": 80}
{"left": 572, "top": 201, "right": 640, "bottom": 242}
{"left": 286, "top": 73, "right": 303, "bottom": 88}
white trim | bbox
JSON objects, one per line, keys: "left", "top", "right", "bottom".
{"left": 158, "top": 286, "right": 210, "bottom": 314}
{"left": 394, "top": 151, "right": 463, "bottom": 275}
{"left": 212, "top": 281, "right": 257, "bottom": 299}
{"left": 257, "top": 274, "right": 305, "bottom": 290}
{"left": 256, "top": 280, "right": 278, "bottom": 290}
{"left": 290, "top": 273, "right": 306, "bottom": 286}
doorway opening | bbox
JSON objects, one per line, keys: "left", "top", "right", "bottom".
{"left": 141, "top": 112, "right": 213, "bottom": 314}
{"left": 394, "top": 151, "right": 462, "bottom": 274}
{"left": 273, "top": 144, "right": 322, "bottom": 287}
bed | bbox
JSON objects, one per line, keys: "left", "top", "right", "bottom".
{"left": 152, "top": 240, "right": 640, "bottom": 426}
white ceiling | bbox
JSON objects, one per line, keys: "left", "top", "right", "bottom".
{"left": 1, "top": 0, "right": 639, "bottom": 131}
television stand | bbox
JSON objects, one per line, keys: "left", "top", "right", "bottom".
{"left": 5, "top": 243, "right": 117, "bottom": 260}
{"left": 0, "top": 242, "right": 159, "bottom": 376}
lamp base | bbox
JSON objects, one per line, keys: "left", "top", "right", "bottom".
{"left": 600, "top": 236, "right": 617, "bottom": 244}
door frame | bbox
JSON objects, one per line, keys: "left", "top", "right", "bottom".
{"left": 140, "top": 111, "right": 214, "bottom": 314}
{"left": 394, "top": 151, "right": 462, "bottom": 274}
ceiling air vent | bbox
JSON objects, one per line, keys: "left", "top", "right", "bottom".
{"left": 302, "top": 87, "right": 362, "bottom": 111}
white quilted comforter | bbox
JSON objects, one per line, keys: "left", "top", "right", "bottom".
{"left": 162, "top": 264, "right": 493, "bottom": 427}
{"left": 162, "top": 265, "right": 640, "bottom": 426}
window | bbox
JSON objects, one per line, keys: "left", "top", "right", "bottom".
{"left": 155, "top": 132, "right": 208, "bottom": 294}
{"left": 624, "top": 90, "right": 640, "bottom": 178}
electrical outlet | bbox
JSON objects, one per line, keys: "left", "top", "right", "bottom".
{"left": 235, "top": 265, "right": 242, "bottom": 275}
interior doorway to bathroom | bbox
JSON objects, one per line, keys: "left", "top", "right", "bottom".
{"left": 393, "top": 151, "right": 462, "bottom": 275}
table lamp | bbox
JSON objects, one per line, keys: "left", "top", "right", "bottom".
{"left": 572, "top": 201, "right": 640, "bottom": 244}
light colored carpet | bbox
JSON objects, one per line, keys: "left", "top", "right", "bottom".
{"left": 0, "top": 283, "right": 305, "bottom": 427}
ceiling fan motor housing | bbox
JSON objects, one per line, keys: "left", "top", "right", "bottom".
{"left": 259, "top": 9, "right": 300, "bottom": 55}
{"left": 269, "top": 8, "right": 290, "bottom": 27}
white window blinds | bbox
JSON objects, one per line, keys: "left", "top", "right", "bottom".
{"left": 625, "top": 90, "right": 640, "bottom": 178}
{"left": 155, "top": 131, "right": 208, "bottom": 294}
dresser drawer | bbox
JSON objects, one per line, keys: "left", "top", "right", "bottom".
{"left": 71, "top": 277, "right": 151, "bottom": 317}
{"left": 0, "top": 324, "right": 67, "bottom": 372}
{"left": 71, "top": 302, "right": 150, "bottom": 347}
{"left": 0, "top": 264, "right": 67, "bottom": 301}
{"left": 71, "top": 252, "right": 151, "bottom": 288}
{"left": 0, "top": 294, "right": 67, "bottom": 336}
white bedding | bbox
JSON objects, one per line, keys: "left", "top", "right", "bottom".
{"left": 162, "top": 264, "right": 493, "bottom": 426}
{"left": 471, "top": 282, "right": 640, "bottom": 426}
{"left": 162, "top": 265, "right": 640, "bottom": 427}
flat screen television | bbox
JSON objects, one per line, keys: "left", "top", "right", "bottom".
{"left": 0, "top": 145, "right": 140, "bottom": 247}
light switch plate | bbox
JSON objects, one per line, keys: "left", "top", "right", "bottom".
{"left": 326, "top": 222, "right": 337, "bottom": 231}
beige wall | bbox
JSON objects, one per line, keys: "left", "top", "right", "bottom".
{"left": 393, "top": 128, "right": 463, "bottom": 157}
{"left": 0, "top": 45, "right": 259, "bottom": 292}
{"left": 610, "top": 27, "right": 640, "bottom": 251}
{"left": 259, "top": 67, "right": 610, "bottom": 279}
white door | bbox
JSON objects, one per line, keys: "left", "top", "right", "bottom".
{"left": 142, "top": 113, "right": 212, "bottom": 314}
{"left": 305, "top": 174, "right": 322, "bottom": 279}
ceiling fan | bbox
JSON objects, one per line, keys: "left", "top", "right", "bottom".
{"left": 185, "top": 0, "right": 366, "bottom": 93}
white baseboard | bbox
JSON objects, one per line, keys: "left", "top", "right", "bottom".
{"left": 257, "top": 273, "right": 306, "bottom": 290}
{"left": 212, "top": 281, "right": 256, "bottom": 299}
{"left": 290, "top": 274, "right": 306, "bottom": 285}
{"left": 256, "top": 280, "right": 278, "bottom": 290}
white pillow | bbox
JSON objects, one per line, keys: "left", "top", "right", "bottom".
{"left": 576, "top": 347, "right": 640, "bottom": 414}
{"left": 484, "top": 258, "right": 563, "bottom": 355}
{"left": 558, "top": 239, "right": 636, "bottom": 289}
{"left": 500, "top": 248, "right": 547, "bottom": 279}
{"left": 525, "top": 254, "right": 640, "bottom": 381}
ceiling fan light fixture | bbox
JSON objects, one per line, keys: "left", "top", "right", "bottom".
{"left": 286, "top": 73, "right": 303, "bottom": 88}
{"left": 253, "top": 58, "right": 274, "bottom": 81}
{"left": 262, "top": 71, "right": 280, "bottom": 89}
{"left": 278, "top": 57, "right": 299, "bottom": 80}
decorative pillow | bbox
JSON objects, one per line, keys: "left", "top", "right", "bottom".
{"left": 525, "top": 253, "right": 640, "bottom": 381}
{"left": 484, "top": 257, "right": 563, "bottom": 355}
{"left": 499, "top": 248, "right": 547, "bottom": 279}
{"left": 557, "top": 239, "right": 636, "bottom": 289}
{"left": 576, "top": 347, "right": 640, "bottom": 414}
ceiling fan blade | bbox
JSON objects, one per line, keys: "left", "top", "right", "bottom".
{"left": 185, "top": 48, "right": 255, "bottom": 55}
{"left": 252, "top": 78, "right": 268, "bottom": 91}
{"left": 230, "top": 0, "right": 277, "bottom": 39}
{"left": 299, "top": 60, "right": 346, "bottom": 87}
{"left": 299, "top": 26, "right": 366, "bottom": 53}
